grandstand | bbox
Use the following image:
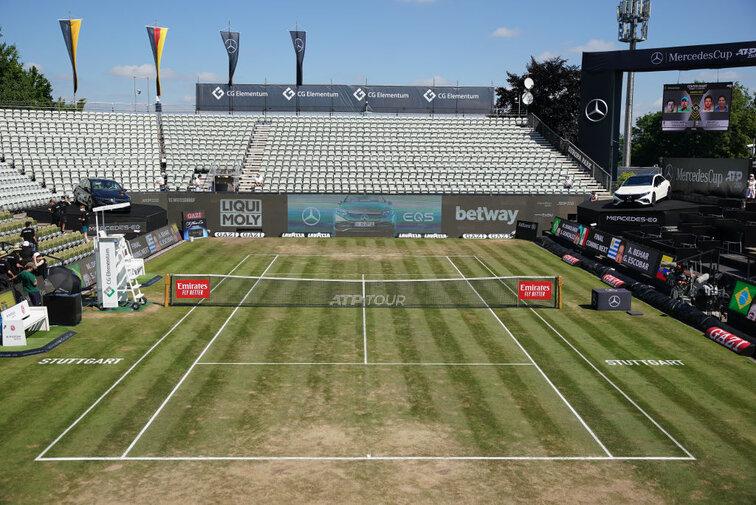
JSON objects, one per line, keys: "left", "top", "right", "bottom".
{"left": 1, "top": 109, "right": 606, "bottom": 201}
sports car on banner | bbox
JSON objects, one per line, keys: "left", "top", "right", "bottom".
{"left": 613, "top": 174, "right": 670, "bottom": 206}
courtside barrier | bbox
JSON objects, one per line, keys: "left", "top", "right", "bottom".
{"left": 705, "top": 327, "right": 756, "bottom": 357}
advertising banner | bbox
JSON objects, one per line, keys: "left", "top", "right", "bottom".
{"left": 96, "top": 239, "right": 119, "bottom": 308}
{"left": 175, "top": 279, "right": 210, "bottom": 299}
{"left": 288, "top": 195, "right": 441, "bottom": 237}
{"left": 662, "top": 157, "right": 749, "bottom": 198}
{"left": 220, "top": 30, "right": 240, "bottom": 86}
{"left": 443, "top": 195, "right": 583, "bottom": 237}
{"left": 518, "top": 281, "right": 552, "bottom": 300}
{"left": 128, "top": 224, "right": 181, "bottom": 259}
{"left": 196, "top": 83, "right": 494, "bottom": 114}
{"left": 290, "top": 30, "right": 306, "bottom": 86}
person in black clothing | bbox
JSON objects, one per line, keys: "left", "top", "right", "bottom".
{"left": 20, "top": 221, "right": 37, "bottom": 250}
{"left": 77, "top": 204, "right": 90, "bottom": 243}
{"left": 58, "top": 197, "right": 71, "bottom": 232}
{"left": 3, "top": 249, "right": 23, "bottom": 303}
{"left": 20, "top": 241, "right": 34, "bottom": 263}
{"left": 48, "top": 199, "right": 61, "bottom": 226}
{"left": 0, "top": 252, "right": 14, "bottom": 291}
{"left": 31, "top": 252, "right": 47, "bottom": 279}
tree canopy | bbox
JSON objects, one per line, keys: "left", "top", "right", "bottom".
{"left": 632, "top": 82, "right": 756, "bottom": 165}
{"left": 496, "top": 56, "right": 581, "bottom": 143}
{"left": 0, "top": 27, "right": 55, "bottom": 108}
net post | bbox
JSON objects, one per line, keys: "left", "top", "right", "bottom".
{"left": 164, "top": 274, "right": 170, "bottom": 307}
{"left": 557, "top": 276, "right": 562, "bottom": 309}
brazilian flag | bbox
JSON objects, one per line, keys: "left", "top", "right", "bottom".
{"left": 551, "top": 217, "right": 562, "bottom": 235}
{"left": 728, "top": 280, "right": 756, "bottom": 315}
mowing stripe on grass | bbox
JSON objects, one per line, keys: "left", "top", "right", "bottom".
{"left": 474, "top": 255, "right": 696, "bottom": 460}
{"left": 120, "top": 255, "right": 279, "bottom": 458}
{"left": 34, "top": 253, "right": 254, "bottom": 462}
{"left": 446, "top": 256, "right": 613, "bottom": 458}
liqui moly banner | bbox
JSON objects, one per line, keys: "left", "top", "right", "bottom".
{"left": 518, "top": 281, "right": 553, "bottom": 300}
{"left": 705, "top": 327, "right": 755, "bottom": 356}
{"left": 175, "top": 279, "right": 210, "bottom": 299}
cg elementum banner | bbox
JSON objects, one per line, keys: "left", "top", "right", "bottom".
{"left": 196, "top": 83, "right": 494, "bottom": 114}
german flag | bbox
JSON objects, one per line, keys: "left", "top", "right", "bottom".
{"left": 146, "top": 26, "right": 168, "bottom": 97}
{"left": 59, "top": 19, "right": 82, "bottom": 94}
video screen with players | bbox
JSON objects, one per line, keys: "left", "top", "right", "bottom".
{"left": 661, "top": 82, "right": 732, "bottom": 132}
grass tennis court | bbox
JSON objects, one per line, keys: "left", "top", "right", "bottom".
{"left": 1, "top": 238, "right": 754, "bottom": 504}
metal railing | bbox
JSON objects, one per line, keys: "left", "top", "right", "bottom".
{"left": 528, "top": 113, "right": 612, "bottom": 191}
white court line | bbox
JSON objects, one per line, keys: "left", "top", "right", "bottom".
{"left": 35, "top": 254, "right": 254, "bottom": 462}
{"left": 446, "top": 256, "right": 613, "bottom": 458}
{"left": 120, "top": 255, "right": 279, "bottom": 458}
{"left": 362, "top": 273, "right": 368, "bottom": 364}
{"left": 196, "top": 362, "right": 535, "bottom": 366}
{"left": 474, "top": 256, "right": 696, "bottom": 460}
{"left": 242, "top": 253, "right": 475, "bottom": 258}
{"left": 36, "top": 455, "right": 695, "bottom": 462}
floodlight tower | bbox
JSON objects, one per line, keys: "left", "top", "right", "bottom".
{"left": 618, "top": 0, "right": 651, "bottom": 168}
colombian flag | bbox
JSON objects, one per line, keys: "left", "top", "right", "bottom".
{"left": 146, "top": 26, "right": 168, "bottom": 96}
{"left": 59, "top": 19, "right": 82, "bottom": 94}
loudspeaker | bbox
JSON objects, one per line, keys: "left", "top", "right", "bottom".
{"left": 44, "top": 293, "right": 82, "bottom": 325}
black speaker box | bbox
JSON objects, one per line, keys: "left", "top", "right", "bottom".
{"left": 44, "top": 293, "right": 82, "bottom": 326}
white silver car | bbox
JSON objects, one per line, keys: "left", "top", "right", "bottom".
{"left": 613, "top": 174, "right": 670, "bottom": 206}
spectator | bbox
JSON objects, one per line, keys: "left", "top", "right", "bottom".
{"left": 156, "top": 172, "right": 168, "bottom": 192}
{"left": 746, "top": 174, "right": 756, "bottom": 199}
{"left": 590, "top": 191, "right": 598, "bottom": 202}
{"left": 193, "top": 174, "right": 203, "bottom": 192}
{"left": 20, "top": 221, "right": 37, "bottom": 250}
{"left": 32, "top": 252, "right": 47, "bottom": 280}
{"left": 18, "top": 262, "right": 41, "bottom": 306}
{"left": 253, "top": 172, "right": 264, "bottom": 188}
{"left": 563, "top": 176, "right": 573, "bottom": 189}
{"left": 77, "top": 204, "right": 90, "bottom": 243}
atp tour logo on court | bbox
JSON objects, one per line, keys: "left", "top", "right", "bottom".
{"left": 329, "top": 294, "right": 407, "bottom": 307}
{"left": 517, "top": 281, "right": 552, "bottom": 300}
{"left": 220, "top": 199, "right": 262, "bottom": 228}
{"left": 175, "top": 279, "right": 210, "bottom": 299}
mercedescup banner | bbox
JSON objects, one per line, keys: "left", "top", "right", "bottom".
{"left": 662, "top": 157, "right": 750, "bottom": 198}
{"left": 196, "top": 83, "right": 494, "bottom": 114}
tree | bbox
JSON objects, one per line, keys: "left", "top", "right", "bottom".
{"left": 0, "top": 26, "right": 54, "bottom": 107}
{"left": 632, "top": 82, "right": 756, "bottom": 165}
{"left": 496, "top": 56, "right": 582, "bottom": 143}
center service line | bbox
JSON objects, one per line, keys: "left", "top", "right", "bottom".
{"left": 362, "top": 273, "right": 368, "bottom": 364}
{"left": 446, "top": 256, "right": 613, "bottom": 458}
{"left": 35, "top": 253, "right": 253, "bottom": 462}
{"left": 121, "top": 255, "right": 279, "bottom": 459}
{"left": 473, "top": 256, "right": 696, "bottom": 460}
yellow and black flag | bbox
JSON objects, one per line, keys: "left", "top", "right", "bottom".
{"left": 146, "top": 25, "right": 168, "bottom": 97}
{"left": 58, "top": 18, "right": 81, "bottom": 95}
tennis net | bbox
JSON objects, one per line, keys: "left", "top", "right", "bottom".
{"left": 167, "top": 274, "right": 561, "bottom": 309}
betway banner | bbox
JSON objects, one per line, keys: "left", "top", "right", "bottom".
{"left": 196, "top": 83, "right": 494, "bottom": 114}
{"left": 663, "top": 157, "right": 750, "bottom": 198}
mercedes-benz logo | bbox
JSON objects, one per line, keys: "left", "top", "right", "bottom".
{"left": 361, "top": 215, "right": 369, "bottom": 221}
{"left": 302, "top": 207, "right": 320, "bottom": 226}
{"left": 665, "top": 164, "right": 673, "bottom": 181}
{"left": 651, "top": 51, "right": 664, "bottom": 65}
{"left": 294, "top": 38, "right": 304, "bottom": 52}
{"left": 585, "top": 98, "right": 608, "bottom": 123}
{"left": 608, "top": 295, "right": 621, "bottom": 308}
{"left": 225, "top": 39, "right": 238, "bottom": 54}
{"left": 353, "top": 88, "right": 366, "bottom": 101}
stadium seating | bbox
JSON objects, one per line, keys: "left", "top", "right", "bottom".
{"left": 0, "top": 161, "right": 54, "bottom": 211}
{"left": 1, "top": 109, "right": 606, "bottom": 202}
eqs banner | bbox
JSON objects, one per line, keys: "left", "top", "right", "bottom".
{"left": 288, "top": 195, "right": 441, "bottom": 237}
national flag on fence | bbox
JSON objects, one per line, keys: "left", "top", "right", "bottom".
{"left": 146, "top": 25, "right": 168, "bottom": 96}
{"left": 608, "top": 237, "right": 622, "bottom": 261}
{"left": 59, "top": 18, "right": 82, "bottom": 95}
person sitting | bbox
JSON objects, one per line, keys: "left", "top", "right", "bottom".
{"left": 253, "top": 172, "right": 264, "bottom": 188}
{"left": 563, "top": 176, "right": 573, "bottom": 189}
{"left": 18, "top": 261, "right": 41, "bottom": 306}
{"left": 589, "top": 191, "right": 598, "bottom": 202}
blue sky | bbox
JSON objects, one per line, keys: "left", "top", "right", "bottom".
{"left": 1, "top": 0, "right": 755, "bottom": 121}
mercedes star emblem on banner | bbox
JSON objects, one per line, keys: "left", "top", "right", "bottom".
{"left": 353, "top": 88, "right": 366, "bottom": 101}
{"left": 585, "top": 98, "right": 608, "bottom": 122}
{"left": 225, "top": 38, "right": 238, "bottom": 54}
{"left": 608, "top": 295, "right": 621, "bottom": 308}
{"left": 665, "top": 164, "right": 673, "bottom": 181}
{"left": 283, "top": 87, "right": 295, "bottom": 101}
{"left": 212, "top": 87, "right": 224, "bottom": 100}
{"left": 423, "top": 89, "right": 436, "bottom": 102}
{"left": 302, "top": 207, "right": 321, "bottom": 226}
{"left": 651, "top": 51, "right": 664, "bottom": 65}
{"left": 294, "top": 38, "right": 304, "bottom": 52}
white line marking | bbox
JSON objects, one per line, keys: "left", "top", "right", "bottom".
{"left": 196, "top": 362, "right": 535, "bottom": 366}
{"left": 36, "top": 455, "right": 695, "bottom": 462}
{"left": 121, "top": 255, "right": 279, "bottom": 458}
{"left": 473, "top": 256, "right": 696, "bottom": 460}
{"left": 362, "top": 273, "right": 367, "bottom": 364}
{"left": 242, "top": 253, "right": 475, "bottom": 258}
{"left": 446, "top": 256, "right": 613, "bottom": 458}
{"left": 35, "top": 254, "right": 254, "bottom": 462}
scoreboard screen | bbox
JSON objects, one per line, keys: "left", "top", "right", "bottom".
{"left": 661, "top": 82, "right": 732, "bottom": 132}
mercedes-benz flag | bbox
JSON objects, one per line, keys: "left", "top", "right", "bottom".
{"left": 289, "top": 30, "right": 306, "bottom": 86}
{"left": 220, "top": 31, "right": 240, "bottom": 86}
